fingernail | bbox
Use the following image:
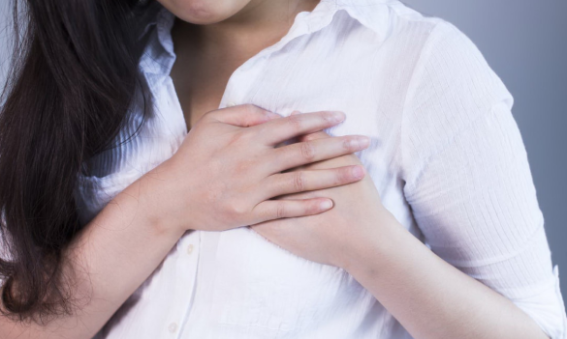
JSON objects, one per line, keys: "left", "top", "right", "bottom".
{"left": 352, "top": 166, "right": 365, "bottom": 179}
{"left": 329, "top": 111, "right": 345, "bottom": 123}
{"left": 319, "top": 199, "right": 334, "bottom": 210}
{"left": 356, "top": 136, "right": 371, "bottom": 148}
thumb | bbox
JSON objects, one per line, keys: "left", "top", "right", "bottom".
{"left": 212, "top": 104, "right": 282, "bottom": 127}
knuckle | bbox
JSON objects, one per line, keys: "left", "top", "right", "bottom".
{"left": 287, "top": 113, "right": 304, "bottom": 132}
{"left": 342, "top": 137, "right": 355, "bottom": 151}
{"left": 292, "top": 172, "right": 305, "bottom": 191}
{"left": 276, "top": 202, "right": 287, "bottom": 219}
{"left": 303, "top": 133, "right": 318, "bottom": 142}
{"left": 302, "top": 135, "right": 314, "bottom": 142}
{"left": 299, "top": 141, "right": 316, "bottom": 161}
{"left": 228, "top": 201, "right": 248, "bottom": 218}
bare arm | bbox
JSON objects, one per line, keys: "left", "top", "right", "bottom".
{"left": 345, "top": 211, "right": 551, "bottom": 339}
{"left": 0, "top": 170, "right": 186, "bottom": 339}
{"left": 0, "top": 105, "right": 370, "bottom": 338}
{"left": 252, "top": 115, "right": 564, "bottom": 339}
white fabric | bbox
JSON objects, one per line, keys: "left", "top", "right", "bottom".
{"left": 73, "top": 0, "right": 567, "bottom": 338}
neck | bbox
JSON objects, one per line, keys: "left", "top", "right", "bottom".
{"left": 173, "top": 0, "right": 320, "bottom": 57}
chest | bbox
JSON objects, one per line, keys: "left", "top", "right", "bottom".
{"left": 169, "top": 56, "right": 232, "bottom": 131}
{"left": 169, "top": 31, "right": 268, "bottom": 131}
{"left": 92, "top": 21, "right": 425, "bottom": 338}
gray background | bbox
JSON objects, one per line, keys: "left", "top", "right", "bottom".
{"left": 0, "top": 1, "right": 566, "bottom": 299}
{"left": 401, "top": 0, "right": 567, "bottom": 302}
{"left": 0, "top": 1, "right": 11, "bottom": 93}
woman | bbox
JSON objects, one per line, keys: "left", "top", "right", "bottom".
{"left": 0, "top": 0, "right": 565, "bottom": 338}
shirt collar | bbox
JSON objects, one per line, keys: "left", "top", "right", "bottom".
{"left": 140, "top": 0, "right": 397, "bottom": 73}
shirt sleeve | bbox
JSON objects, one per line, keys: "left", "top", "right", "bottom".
{"left": 400, "top": 20, "right": 567, "bottom": 339}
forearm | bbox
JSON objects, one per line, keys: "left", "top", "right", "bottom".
{"left": 344, "top": 209, "right": 549, "bottom": 339}
{"left": 0, "top": 169, "right": 185, "bottom": 339}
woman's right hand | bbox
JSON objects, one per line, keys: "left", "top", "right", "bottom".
{"left": 143, "top": 104, "right": 371, "bottom": 233}
{"left": 0, "top": 104, "right": 370, "bottom": 339}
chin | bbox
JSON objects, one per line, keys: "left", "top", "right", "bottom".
{"left": 159, "top": 0, "right": 251, "bottom": 25}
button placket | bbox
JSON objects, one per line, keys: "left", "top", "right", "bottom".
{"left": 156, "top": 6, "right": 335, "bottom": 337}
{"left": 165, "top": 231, "right": 201, "bottom": 338}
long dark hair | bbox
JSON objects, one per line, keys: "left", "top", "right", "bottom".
{"left": 0, "top": 0, "right": 154, "bottom": 322}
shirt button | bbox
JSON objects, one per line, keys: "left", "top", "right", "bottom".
{"left": 186, "top": 244, "right": 194, "bottom": 255}
{"left": 168, "top": 322, "right": 178, "bottom": 333}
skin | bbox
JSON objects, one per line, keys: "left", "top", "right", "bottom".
{"left": 163, "top": 0, "right": 551, "bottom": 338}
{"left": 166, "top": 0, "right": 320, "bottom": 129}
{"left": 0, "top": 106, "right": 369, "bottom": 339}
{"left": 0, "top": 1, "right": 368, "bottom": 337}
{"left": 254, "top": 123, "right": 551, "bottom": 339}
{"left": 0, "top": 1, "right": 550, "bottom": 339}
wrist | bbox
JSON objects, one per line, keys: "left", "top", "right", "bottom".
{"left": 341, "top": 209, "right": 407, "bottom": 278}
{"left": 124, "top": 161, "right": 190, "bottom": 237}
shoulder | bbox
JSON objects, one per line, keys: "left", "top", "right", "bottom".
{"left": 375, "top": 5, "right": 513, "bottom": 134}
{"left": 399, "top": 15, "right": 512, "bottom": 120}
{"left": 346, "top": 1, "right": 512, "bottom": 112}
{"left": 365, "top": 3, "right": 516, "bottom": 176}
{"left": 349, "top": 1, "right": 468, "bottom": 52}
{"left": 374, "top": 2, "right": 513, "bottom": 104}
{"left": 396, "top": 15, "right": 512, "bottom": 111}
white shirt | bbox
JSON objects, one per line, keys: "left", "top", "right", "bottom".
{"left": 74, "top": 0, "right": 567, "bottom": 338}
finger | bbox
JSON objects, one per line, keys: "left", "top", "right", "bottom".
{"left": 252, "top": 110, "right": 346, "bottom": 145}
{"left": 298, "top": 130, "right": 331, "bottom": 142}
{"left": 209, "top": 104, "right": 282, "bottom": 127}
{"left": 250, "top": 198, "right": 334, "bottom": 224}
{"left": 267, "top": 134, "right": 370, "bottom": 173}
{"left": 262, "top": 165, "right": 366, "bottom": 200}
{"left": 273, "top": 111, "right": 303, "bottom": 148}
{"left": 290, "top": 110, "right": 333, "bottom": 142}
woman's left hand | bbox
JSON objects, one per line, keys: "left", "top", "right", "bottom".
{"left": 250, "top": 125, "right": 399, "bottom": 270}
{"left": 252, "top": 119, "right": 552, "bottom": 339}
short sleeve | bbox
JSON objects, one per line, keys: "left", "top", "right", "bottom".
{"left": 401, "top": 20, "right": 567, "bottom": 338}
